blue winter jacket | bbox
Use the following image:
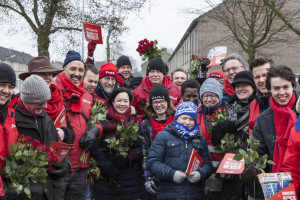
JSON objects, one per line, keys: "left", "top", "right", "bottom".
{"left": 147, "top": 123, "right": 213, "bottom": 200}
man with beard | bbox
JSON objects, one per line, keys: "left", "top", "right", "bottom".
{"left": 0, "top": 63, "right": 18, "bottom": 199}
{"left": 54, "top": 50, "right": 103, "bottom": 200}
{"left": 93, "top": 62, "right": 118, "bottom": 105}
{"left": 83, "top": 64, "right": 99, "bottom": 95}
{"left": 221, "top": 53, "right": 247, "bottom": 102}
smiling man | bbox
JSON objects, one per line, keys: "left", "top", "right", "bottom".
{"left": 132, "top": 57, "right": 181, "bottom": 121}
{"left": 54, "top": 50, "right": 103, "bottom": 200}
{"left": 93, "top": 62, "right": 118, "bottom": 105}
{"left": 83, "top": 64, "right": 99, "bottom": 95}
{"left": 221, "top": 53, "right": 247, "bottom": 102}
{"left": 116, "top": 55, "right": 133, "bottom": 87}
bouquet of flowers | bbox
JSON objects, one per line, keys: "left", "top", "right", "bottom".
{"left": 136, "top": 38, "right": 165, "bottom": 61}
{"left": 87, "top": 157, "right": 100, "bottom": 184}
{"left": 80, "top": 100, "right": 108, "bottom": 163}
{"left": 1, "top": 135, "right": 58, "bottom": 199}
{"left": 189, "top": 55, "right": 206, "bottom": 79}
{"left": 105, "top": 121, "right": 141, "bottom": 158}
{"left": 205, "top": 107, "right": 237, "bottom": 153}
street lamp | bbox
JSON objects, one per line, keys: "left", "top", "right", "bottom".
{"left": 5, "top": 55, "right": 15, "bottom": 61}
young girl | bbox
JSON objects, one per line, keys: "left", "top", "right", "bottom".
{"left": 147, "top": 101, "right": 213, "bottom": 200}
{"left": 91, "top": 87, "right": 143, "bottom": 200}
{"left": 141, "top": 84, "right": 176, "bottom": 198}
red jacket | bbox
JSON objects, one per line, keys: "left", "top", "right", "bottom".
{"left": 55, "top": 76, "right": 100, "bottom": 169}
{"left": 281, "top": 126, "right": 300, "bottom": 193}
{"left": 0, "top": 107, "right": 18, "bottom": 196}
{"left": 132, "top": 76, "right": 181, "bottom": 121}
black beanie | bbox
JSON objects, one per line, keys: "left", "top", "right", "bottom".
{"left": 116, "top": 55, "right": 132, "bottom": 69}
{"left": 147, "top": 57, "right": 167, "bottom": 75}
{"left": 231, "top": 71, "right": 256, "bottom": 92}
{"left": 149, "top": 84, "right": 170, "bottom": 103}
{"left": 0, "top": 62, "right": 16, "bottom": 86}
{"left": 129, "top": 77, "right": 143, "bottom": 88}
{"left": 63, "top": 50, "right": 83, "bottom": 68}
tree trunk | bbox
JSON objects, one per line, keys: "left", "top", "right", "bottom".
{"left": 37, "top": 33, "right": 50, "bottom": 58}
{"left": 247, "top": 48, "right": 256, "bottom": 64}
{"left": 106, "top": 30, "right": 112, "bottom": 62}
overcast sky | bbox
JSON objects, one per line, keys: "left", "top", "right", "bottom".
{"left": 0, "top": 0, "right": 220, "bottom": 71}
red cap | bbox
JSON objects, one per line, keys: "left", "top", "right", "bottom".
{"left": 99, "top": 62, "right": 118, "bottom": 79}
{"left": 117, "top": 73, "right": 124, "bottom": 86}
{"left": 208, "top": 70, "right": 225, "bottom": 79}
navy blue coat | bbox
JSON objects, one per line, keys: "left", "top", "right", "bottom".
{"left": 147, "top": 123, "right": 213, "bottom": 200}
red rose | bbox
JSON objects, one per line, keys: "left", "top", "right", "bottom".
{"left": 17, "top": 134, "right": 25, "bottom": 141}
{"left": 32, "top": 139, "right": 41, "bottom": 148}
{"left": 24, "top": 136, "right": 31, "bottom": 143}
{"left": 139, "top": 40, "right": 143, "bottom": 45}
{"left": 249, "top": 121, "right": 255, "bottom": 130}
{"left": 92, "top": 171, "right": 98, "bottom": 178}
{"left": 149, "top": 41, "right": 154, "bottom": 46}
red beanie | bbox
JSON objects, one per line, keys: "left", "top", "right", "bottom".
{"left": 117, "top": 73, "right": 124, "bottom": 87}
{"left": 208, "top": 70, "right": 225, "bottom": 79}
{"left": 99, "top": 62, "right": 118, "bottom": 79}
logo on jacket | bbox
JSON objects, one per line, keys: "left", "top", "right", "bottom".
{"left": 83, "top": 99, "right": 91, "bottom": 104}
{"left": 169, "top": 96, "right": 177, "bottom": 100}
{"left": 11, "top": 124, "right": 16, "bottom": 129}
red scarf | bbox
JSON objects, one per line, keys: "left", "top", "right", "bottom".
{"left": 57, "top": 72, "right": 85, "bottom": 113}
{"left": 104, "top": 106, "right": 132, "bottom": 133}
{"left": 270, "top": 92, "right": 297, "bottom": 172}
{"left": 224, "top": 79, "right": 235, "bottom": 96}
{"left": 17, "top": 98, "right": 37, "bottom": 117}
{"left": 145, "top": 76, "right": 169, "bottom": 91}
{"left": 44, "top": 84, "right": 64, "bottom": 121}
{"left": 150, "top": 116, "right": 174, "bottom": 139}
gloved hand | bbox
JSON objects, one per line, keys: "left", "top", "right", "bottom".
{"left": 201, "top": 58, "right": 210, "bottom": 72}
{"left": 211, "top": 120, "right": 236, "bottom": 146}
{"left": 188, "top": 171, "right": 201, "bottom": 183}
{"left": 144, "top": 180, "right": 157, "bottom": 195}
{"left": 88, "top": 41, "right": 97, "bottom": 57}
{"left": 79, "top": 125, "right": 100, "bottom": 152}
{"left": 242, "top": 165, "right": 259, "bottom": 185}
{"left": 173, "top": 171, "right": 187, "bottom": 184}
{"left": 47, "top": 159, "right": 70, "bottom": 179}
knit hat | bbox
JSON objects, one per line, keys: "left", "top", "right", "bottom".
{"left": 129, "top": 77, "right": 143, "bottom": 88}
{"left": 200, "top": 78, "right": 223, "bottom": 100}
{"left": 19, "top": 56, "right": 63, "bottom": 80}
{"left": 231, "top": 71, "right": 256, "bottom": 91}
{"left": 149, "top": 84, "right": 170, "bottom": 103}
{"left": 0, "top": 62, "right": 16, "bottom": 86}
{"left": 208, "top": 70, "right": 225, "bottom": 80}
{"left": 21, "top": 75, "right": 51, "bottom": 103}
{"left": 63, "top": 50, "right": 83, "bottom": 68}
{"left": 174, "top": 101, "right": 198, "bottom": 122}
{"left": 99, "top": 62, "right": 118, "bottom": 79}
{"left": 117, "top": 72, "right": 124, "bottom": 87}
{"left": 116, "top": 55, "right": 132, "bottom": 69}
{"left": 147, "top": 57, "right": 167, "bottom": 75}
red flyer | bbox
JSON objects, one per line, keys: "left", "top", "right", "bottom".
{"left": 54, "top": 107, "right": 67, "bottom": 128}
{"left": 49, "top": 141, "right": 74, "bottom": 163}
{"left": 207, "top": 46, "right": 227, "bottom": 66}
{"left": 83, "top": 22, "right": 103, "bottom": 44}
{"left": 257, "top": 172, "right": 298, "bottom": 200}
{"left": 185, "top": 149, "right": 203, "bottom": 176}
{"left": 216, "top": 153, "right": 245, "bottom": 174}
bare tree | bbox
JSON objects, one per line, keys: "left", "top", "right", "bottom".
{"left": 0, "top": 0, "right": 148, "bottom": 59}
{"left": 183, "top": 0, "right": 290, "bottom": 63}
{"left": 262, "top": 0, "right": 300, "bottom": 36}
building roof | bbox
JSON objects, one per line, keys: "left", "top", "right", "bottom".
{"left": 0, "top": 46, "right": 33, "bottom": 64}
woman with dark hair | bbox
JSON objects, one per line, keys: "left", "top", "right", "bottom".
{"left": 244, "top": 66, "right": 300, "bottom": 198}
{"left": 211, "top": 71, "right": 257, "bottom": 200}
{"left": 91, "top": 87, "right": 143, "bottom": 200}
{"left": 141, "top": 84, "right": 176, "bottom": 199}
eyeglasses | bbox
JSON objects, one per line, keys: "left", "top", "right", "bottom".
{"left": 224, "top": 66, "right": 242, "bottom": 73}
{"left": 202, "top": 94, "right": 218, "bottom": 99}
{"left": 38, "top": 101, "right": 46, "bottom": 106}
{"left": 152, "top": 100, "right": 167, "bottom": 106}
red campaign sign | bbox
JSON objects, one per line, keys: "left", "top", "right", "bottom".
{"left": 83, "top": 22, "right": 103, "bottom": 44}
{"left": 216, "top": 153, "right": 245, "bottom": 174}
{"left": 268, "top": 184, "right": 297, "bottom": 200}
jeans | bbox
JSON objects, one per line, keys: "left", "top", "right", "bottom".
{"left": 64, "top": 168, "right": 88, "bottom": 200}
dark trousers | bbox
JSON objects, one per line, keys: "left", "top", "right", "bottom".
{"left": 64, "top": 168, "right": 87, "bottom": 200}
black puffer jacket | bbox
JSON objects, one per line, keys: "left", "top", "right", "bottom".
{"left": 14, "top": 104, "right": 65, "bottom": 200}
{"left": 91, "top": 106, "right": 143, "bottom": 200}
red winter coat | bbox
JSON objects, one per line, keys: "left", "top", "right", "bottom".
{"left": 0, "top": 107, "right": 18, "bottom": 196}
{"left": 132, "top": 76, "right": 181, "bottom": 121}
{"left": 281, "top": 125, "right": 300, "bottom": 193}
{"left": 55, "top": 76, "right": 102, "bottom": 169}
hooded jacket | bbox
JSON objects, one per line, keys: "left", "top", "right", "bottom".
{"left": 132, "top": 76, "right": 181, "bottom": 122}
{"left": 147, "top": 123, "right": 213, "bottom": 200}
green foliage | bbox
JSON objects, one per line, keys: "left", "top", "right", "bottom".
{"left": 1, "top": 142, "right": 48, "bottom": 199}
{"left": 87, "top": 157, "right": 101, "bottom": 184}
{"left": 216, "top": 133, "right": 238, "bottom": 153}
{"left": 233, "top": 135, "right": 275, "bottom": 173}
{"left": 88, "top": 100, "right": 108, "bottom": 127}
{"left": 105, "top": 121, "right": 141, "bottom": 158}
{"left": 188, "top": 55, "right": 205, "bottom": 79}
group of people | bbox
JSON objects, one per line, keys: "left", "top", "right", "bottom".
{"left": 0, "top": 42, "right": 300, "bottom": 200}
